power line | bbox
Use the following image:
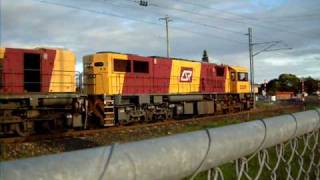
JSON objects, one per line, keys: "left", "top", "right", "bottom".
{"left": 143, "top": 0, "right": 320, "bottom": 40}
{"left": 36, "top": 0, "right": 246, "bottom": 45}
{"left": 173, "top": 0, "right": 258, "bottom": 21}
{"left": 122, "top": 0, "right": 278, "bottom": 41}
{"left": 119, "top": 0, "right": 245, "bottom": 35}
{"left": 259, "top": 15, "right": 320, "bottom": 23}
{"left": 257, "top": 13, "right": 320, "bottom": 20}
{"left": 103, "top": 0, "right": 248, "bottom": 43}
{"left": 172, "top": 16, "right": 244, "bottom": 35}
{"left": 38, "top": 0, "right": 161, "bottom": 25}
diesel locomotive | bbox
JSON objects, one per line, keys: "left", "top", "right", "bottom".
{"left": 0, "top": 47, "right": 251, "bottom": 136}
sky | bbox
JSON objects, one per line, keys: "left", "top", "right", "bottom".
{"left": 1, "top": 0, "right": 320, "bottom": 83}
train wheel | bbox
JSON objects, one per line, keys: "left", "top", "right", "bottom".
{"left": 145, "top": 111, "right": 154, "bottom": 122}
{"left": 92, "top": 99, "right": 105, "bottom": 126}
{"left": 41, "top": 121, "right": 54, "bottom": 133}
{"left": 15, "top": 123, "right": 30, "bottom": 137}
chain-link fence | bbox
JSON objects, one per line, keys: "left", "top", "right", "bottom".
{"left": 196, "top": 130, "right": 319, "bottom": 180}
{"left": 1, "top": 109, "right": 319, "bottom": 180}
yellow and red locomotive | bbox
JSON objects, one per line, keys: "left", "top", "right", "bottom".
{"left": 84, "top": 52, "right": 251, "bottom": 126}
{"left": 0, "top": 47, "right": 251, "bottom": 136}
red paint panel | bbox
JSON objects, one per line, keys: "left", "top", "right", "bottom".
{"left": 199, "top": 63, "right": 225, "bottom": 93}
{"left": 152, "top": 57, "right": 172, "bottom": 94}
{"left": 122, "top": 55, "right": 154, "bottom": 94}
{"left": 1, "top": 48, "right": 56, "bottom": 94}
{"left": 40, "top": 49, "right": 56, "bottom": 92}
{"left": 3, "top": 48, "right": 23, "bottom": 93}
{"left": 122, "top": 55, "right": 172, "bottom": 94}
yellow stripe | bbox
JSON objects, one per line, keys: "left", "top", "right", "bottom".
{"left": 89, "top": 53, "right": 128, "bottom": 95}
{"left": 49, "top": 49, "right": 76, "bottom": 92}
{"left": 225, "top": 67, "right": 230, "bottom": 93}
{"left": 109, "top": 53, "right": 128, "bottom": 95}
{"left": 0, "top": 48, "right": 5, "bottom": 59}
{"left": 169, "top": 59, "right": 201, "bottom": 94}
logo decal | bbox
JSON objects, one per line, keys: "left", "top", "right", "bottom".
{"left": 180, "top": 67, "right": 193, "bottom": 82}
{"left": 240, "top": 85, "right": 247, "bottom": 90}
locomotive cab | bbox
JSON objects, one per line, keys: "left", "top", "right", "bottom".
{"left": 226, "top": 66, "right": 250, "bottom": 94}
{"left": 83, "top": 52, "right": 130, "bottom": 127}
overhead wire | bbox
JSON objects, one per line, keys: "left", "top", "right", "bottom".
{"left": 36, "top": 0, "right": 246, "bottom": 45}
{"left": 172, "top": 0, "right": 258, "bottom": 21}
{"left": 138, "top": 0, "right": 320, "bottom": 40}
{"left": 116, "top": 0, "right": 246, "bottom": 35}
{"left": 105, "top": 0, "right": 247, "bottom": 43}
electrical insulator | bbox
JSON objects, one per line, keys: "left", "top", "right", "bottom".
{"left": 139, "top": 0, "right": 148, "bottom": 7}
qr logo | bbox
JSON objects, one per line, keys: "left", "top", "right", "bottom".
{"left": 180, "top": 67, "right": 193, "bottom": 82}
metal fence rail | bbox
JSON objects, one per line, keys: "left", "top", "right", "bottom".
{"left": 1, "top": 109, "right": 320, "bottom": 180}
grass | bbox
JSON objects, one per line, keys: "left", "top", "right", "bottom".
{"left": 186, "top": 101, "right": 320, "bottom": 180}
{"left": 189, "top": 134, "right": 319, "bottom": 180}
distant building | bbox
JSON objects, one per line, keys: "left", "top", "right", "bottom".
{"left": 275, "top": 91, "right": 294, "bottom": 100}
{"left": 253, "top": 84, "right": 260, "bottom": 94}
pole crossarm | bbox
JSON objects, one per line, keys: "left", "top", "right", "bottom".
{"left": 253, "top": 42, "right": 278, "bottom": 57}
{"left": 252, "top": 40, "right": 282, "bottom": 45}
{"left": 1, "top": 109, "right": 320, "bottom": 180}
{"left": 253, "top": 41, "right": 291, "bottom": 57}
{"left": 263, "top": 47, "right": 293, "bottom": 52}
{"left": 246, "top": 27, "right": 292, "bottom": 109}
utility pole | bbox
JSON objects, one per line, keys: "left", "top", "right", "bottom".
{"left": 246, "top": 27, "right": 292, "bottom": 109}
{"left": 248, "top": 28, "right": 255, "bottom": 109}
{"left": 159, "top": 15, "right": 172, "bottom": 58}
{"left": 0, "top": 0, "right": 2, "bottom": 47}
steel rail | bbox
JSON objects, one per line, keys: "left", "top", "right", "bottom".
{"left": 0, "top": 105, "right": 301, "bottom": 144}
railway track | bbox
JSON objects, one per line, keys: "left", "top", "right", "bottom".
{"left": 0, "top": 105, "right": 303, "bottom": 144}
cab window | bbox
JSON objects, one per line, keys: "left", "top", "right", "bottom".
{"left": 133, "top": 61, "right": 149, "bottom": 73}
{"left": 94, "top": 62, "right": 104, "bottom": 67}
{"left": 114, "top": 59, "right": 131, "bottom": 72}
{"left": 231, "top": 72, "right": 236, "bottom": 81}
{"left": 216, "top": 67, "right": 224, "bottom": 77}
{"left": 238, "top": 72, "right": 248, "bottom": 81}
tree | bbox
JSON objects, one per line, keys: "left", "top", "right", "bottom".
{"left": 202, "top": 50, "right": 209, "bottom": 62}
{"left": 266, "top": 74, "right": 300, "bottom": 94}
{"left": 266, "top": 73, "right": 320, "bottom": 95}
{"left": 266, "top": 78, "right": 279, "bottom": 94}
{"left": 303, "top": 77, "right": 318, "bottom": 94}
{"left": 278, "top": 74, "right": 300, "bottom": 93}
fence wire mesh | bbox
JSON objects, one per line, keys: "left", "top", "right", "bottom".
{"left": 196, "top": 130, "right": 320, "bottom": 180}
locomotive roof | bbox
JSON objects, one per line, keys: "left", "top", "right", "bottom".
{"left": 151, "top": 56, "right": 225, "bottom": 66}
{"left": 0, "top": 47, "right": 70, "bottom": 51}
{"left": 97, "top": 51, "right": 125, "bottom": 54}
{"left": 230, "top": 66, "right": 248, "bottom": 72}
{"left": 92, "top": 51, "right": 226, "bottom": 67}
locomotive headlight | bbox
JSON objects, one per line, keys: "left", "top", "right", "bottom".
{"left": 65, "top": 113, "right": 73, "bottom": 127}
{"left": 169, "top": 104, "right": 175, "bottom": 108}
{"left": 66, "top": 113, "right": 73, "bottom": 120}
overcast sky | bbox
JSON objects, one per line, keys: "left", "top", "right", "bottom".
{"left": 1, "top": 0, "right": 320, "bottom": 82}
